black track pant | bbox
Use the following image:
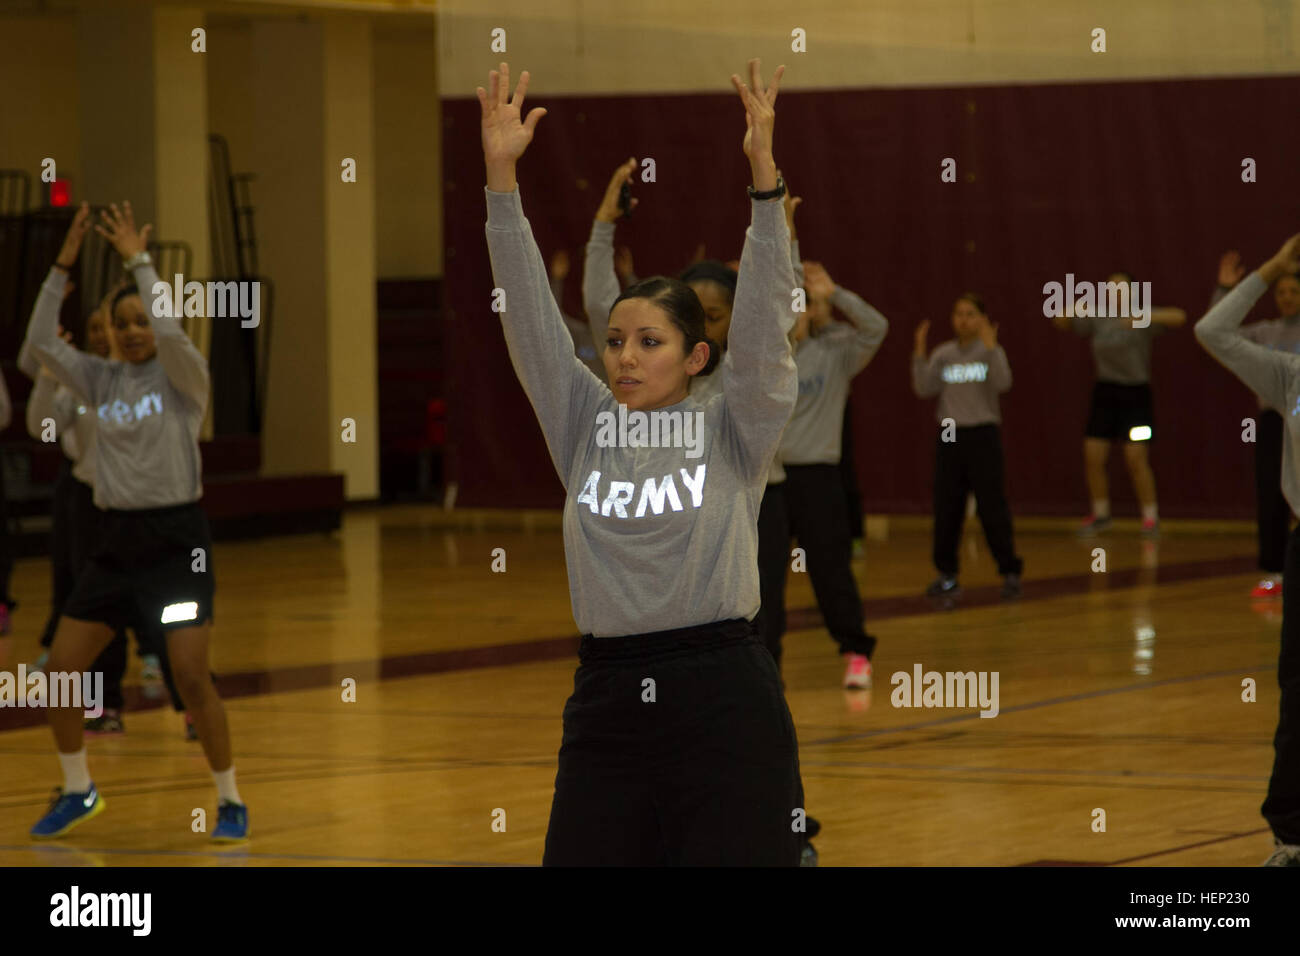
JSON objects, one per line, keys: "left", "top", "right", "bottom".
{"left": 1256, "top": 410, "right": 1290, "bottom": 575}
{"left": 839, "top": 402, "right": 864, "bottom": 540}
{"left": 542, "top": 619, "right": 805, "bottom": 866}
{"left": 756, "top": 465, "right": 876, "bottom": 672}
{"left": 1263, "top": 525, "right": 1300, "bottom": 843}
{"left": 932, "top": 424, "right": 1023, "bottom": 577}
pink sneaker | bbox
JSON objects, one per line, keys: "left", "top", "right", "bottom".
{"left": 843, "top": 653, "right": 872, "bottom": 690}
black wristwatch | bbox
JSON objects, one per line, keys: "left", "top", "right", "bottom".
{"left": 748, "top": 176, "right": 786, "bottom": 201}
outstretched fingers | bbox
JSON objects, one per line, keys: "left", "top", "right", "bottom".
{"left": 497, "top": 62, "right": 510, "bottom": 106}
{"left": 766, "top": 65, "right": 785, "bottom": 104}
{"left": 523, "top": 106, "right": 547, "bottom": 135}
{"left": 510, "top": 69, "right": 530, "bottom": 110}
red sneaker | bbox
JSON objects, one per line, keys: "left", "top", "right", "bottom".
{"left": 1076, "top": 515, "right": 1112, "bottom": 538}
{"left": 1252, "top": 578, "right": 1282, "bottom": 599}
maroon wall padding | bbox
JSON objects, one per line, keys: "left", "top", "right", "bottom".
{"left": 441, "top": 74, "right": 1300, "bottom": 517}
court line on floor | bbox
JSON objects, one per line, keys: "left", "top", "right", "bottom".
{"left": 797, "top": 758, "right": 1269, "bottom": 783}
{"left": 0, "top": 552, "right": 1263, "bottom": 734}
{"left": 799, "top": 664, "right": 1272, "bottom": 747}
{"left": 1019, "top": 827, "right": 1272, "bottom": 866}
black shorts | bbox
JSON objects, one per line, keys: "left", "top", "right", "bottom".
{"left": 542, "top": 618, "right": 805, "bottom": 866}
{"left": 62, "top": 501, "right": 215, "bottom": 632}
{"left": 1085, "top": 381, "right": 1154, "bottom": 442}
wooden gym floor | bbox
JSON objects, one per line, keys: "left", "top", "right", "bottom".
{"left": 0, "top": 505, "right": 1282, "bottom": 866}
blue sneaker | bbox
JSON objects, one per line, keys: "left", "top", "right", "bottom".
{"left": 212, "top": 801, "right": 249, "bottom": 843}
{"left": 30, "top": 784, "right": 106, "bottom": 839}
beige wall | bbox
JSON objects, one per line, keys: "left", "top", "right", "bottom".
{"left": 437, "top": 0, "right": 1300, "bottom": 96}
{"left": 374, "top": 23, "right": 442, "bottom": 277}
{"left": 0, "top": 14, "right": 80, "bottom": 202}
{"left": 323, "top": 15, "right": 379, "bottom": 498}
{"left": 249, "top": 17, "right": 332, "bottom": 478}
{"left": 206, "top": 17, "right": 257, "bottom": 194}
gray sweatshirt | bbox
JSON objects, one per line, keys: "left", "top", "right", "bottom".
{"left": 549, "top": 274, "right": 606, "bottom": 380}
{"left": 1196, "top": 272, "right": 1300, "bottom": 513}
{"left": 582, "top": 219, "right": 622, "bottom": 344}
{"left": 19, "top": 300, "right": 97, "bottom": 484}
{"left": 1071, "top": 314, "right": 1166, "bottom": 385}
{"left": 26, "top": 372, "right": 96, "bottom": 486}
{"left": 912, "top": 338, "right": 1012, "bottom": 426}
{"left": 1208, "top": 284, "right": 1300, "bottom": 412}
{"left": 25, "top": 266, "right": 209, "bottom": 510}
{"left": 487, "top": 186, "right": 797, "bottom": 637}
{"left": 781, "top": 289, "right": 889, "bottom": 465}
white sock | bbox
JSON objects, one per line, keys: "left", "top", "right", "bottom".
{"left": 1092, "top": 499, "right": 1110, "bottom": 519}
{"left": 1141, "top": 504, "right": 1158, "bottom": 521}
{"left": 59, "top": 749, "right": 92, "bottom": 793}
{"left": 213, "top": 767, "right": 243, "bottom": 806}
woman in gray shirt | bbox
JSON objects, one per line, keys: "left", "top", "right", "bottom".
{"left": 1193, "top": 232, "right": 1300, "bottom": 866}
{"left": 481, "top": 60, "right": 804, "bottom": 865}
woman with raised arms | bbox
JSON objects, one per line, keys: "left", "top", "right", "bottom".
{"left": 480, "top": 59, "right": 804, "bottom": 865}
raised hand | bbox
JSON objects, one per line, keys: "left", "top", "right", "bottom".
{"left": 95, "top": 201, "right": 153, "bottom": 260}
{"left": 802, "top": 261, "right": 835, "bottom": 301}
{"left": 1262, "top": 234, "right": 1300, "bottom": 284}
{"left": 596, "top": 158, "right": 638, "bottom": 224}
{"left": 730, "top": 58, "right": 784, "bottom": 191}
{"left": 914, "top": 319, "right": 930, "bottom": 357}
{"left": 55, "top": 202, "right": 93, "bottom": 269}
{"left": 476, "top": 62, "right": 547, "bottom": 192}
{"left": 978, "top": 316, "right": 999, "bottom": 349}
{"left": 1218, "top": 250, "right": 1245, "bottom": 288}
{"left": 615, "top": 246, "right": 635, "bottom": 281}
{"left": 550, "top": 249, "right": 570, "bottom": 281}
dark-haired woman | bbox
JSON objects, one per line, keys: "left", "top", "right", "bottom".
{"left": 1051, "top": 272, "right": 1185, "bottom": 537}
{"left": 583, "top": 160, "right": 738, "bottom": 403}
{"left": 482, "top": 59, "right": 804, "bottom": 864}
{"left": 22, "top": 291, "right": 191, "bottom": 738}
{"left": 1208, "top": 252, "right": 1300, "bottom": 599}
{"left": 1194, "top": 232, "right": 1300, "bottom": 866}
{"left": 912, "top": 294, "right": 1022, "bottom": 603}
{"left": 759, "top": 256, "right": 887, "bottom": 688}
{"left": 24, "top": 202, "right": 246, "bottom": 842}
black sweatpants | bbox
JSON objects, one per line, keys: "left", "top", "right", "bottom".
{"left": 757, "top": 465, "right": 876, "bottom": 672}
{"left": 1263, "top": 525, "right": 1300, "bottom": 843}
{"left": 542, "top": 618, "right": 805, "bottom": 866}
{"left": 839, "top": 402, "right": 864, "bottom": 541}
{"left": 933, "top": 424, "right": 1023, "bottom": 577}
{"left": 1256, "top": 410, "right": 1290, "bottom": 575}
